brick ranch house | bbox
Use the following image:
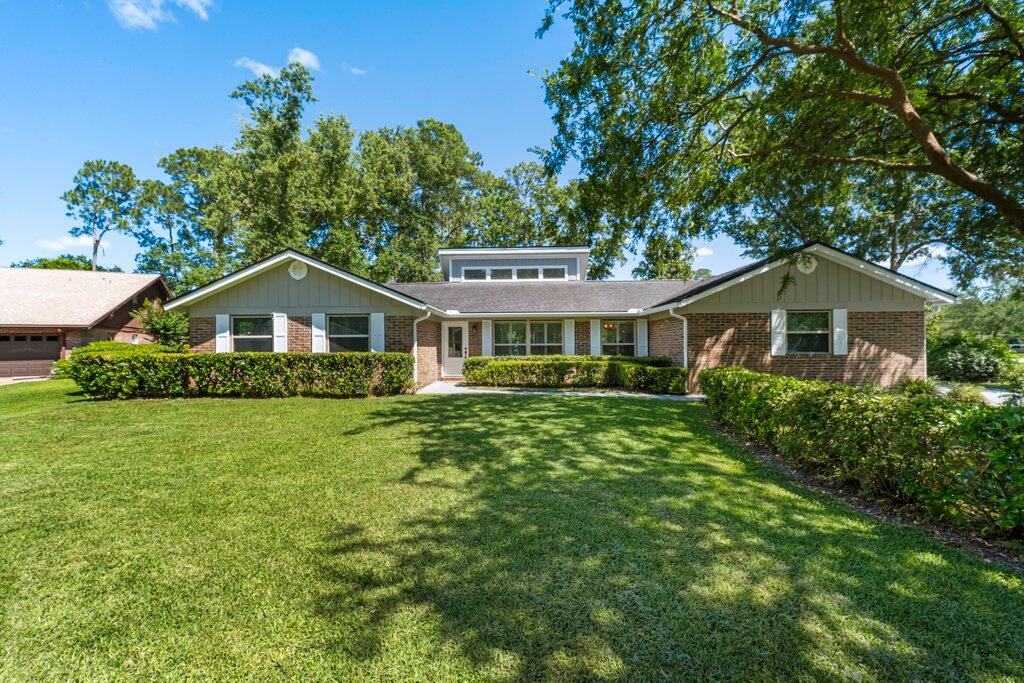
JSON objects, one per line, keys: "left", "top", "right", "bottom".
{"left": 0, "top": 268, "right": 170, "bottom": 377}
{"left": 163, "top": 242, "right": 956, "bottom": 391}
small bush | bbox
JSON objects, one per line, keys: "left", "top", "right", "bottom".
{"left": 65, "top": 351, "right": 413, "bottom": 400}
{"left": 700, "top": 366, "right": 1023, "bottom": 536}
{"left": 464, "top": 357, "right": 687, "bottom": 394}
{"left": 944, "top": 382, "right": 986, "bottom": 404}
{"left": 892, "top": 378, "right": 940, "bottom": 396}
{"left": 929, "top": 333, "right": 1013, "bottom": 382}
{"left": 131, "top": 299, "right": 191, "bottom": 350}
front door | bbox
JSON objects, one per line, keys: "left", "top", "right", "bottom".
{"left": 442, "top": 322, "right": 468, "bottom": 377}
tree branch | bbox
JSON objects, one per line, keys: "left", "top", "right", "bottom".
{"left": 707, "top": 1, "right": 1024, "bottom": 231}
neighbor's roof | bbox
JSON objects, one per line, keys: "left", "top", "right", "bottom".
{"left": 389, "top": 279, "right": 703, "bottom": 313}
{"left": 0, "top": 268, "right": 166, "bottom": 327}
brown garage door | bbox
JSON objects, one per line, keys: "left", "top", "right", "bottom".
{"left": 0, "top": 333, "right": 61, "bottom": 377}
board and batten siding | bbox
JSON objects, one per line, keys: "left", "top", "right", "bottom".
{"left": 185, "top": 263, "right": 422, "bottom": 317}
{"left": 680, "top": 258, "right": 926, "bottom": 314}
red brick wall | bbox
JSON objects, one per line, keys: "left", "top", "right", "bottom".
{"left": 575, "top": 320, "right": 591, "bottom": 355}
{"left": 189, "top": 317, "right": 216, "bottom": 353}
{"left": 416, "top": 319, "right": 442, "bottom": 385}
{"left": 385, "top": 316, "right": 413, "bottom": 352}
{"left": 468, "top": 321, "right": 482, "bottom": 357}
{"left": 649, "top": 311, "right": 926, "bottom": 391}
{"left": 288, "top": 316, "right": 311, "bottom": 352}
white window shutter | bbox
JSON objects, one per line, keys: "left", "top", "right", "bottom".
{"left": 215, "top": 314, "right": 230, "bottom": 353}
{"left": 833, "top": 308, "right": 848, "bottom": 355}
{"left": 311, "top": 313, "right": 326, "bottom": 353}
{"left": 369, "top": 313, "right": 385, "bottom": 352}
{"left": 590, "top": 319, "right": 601, "bottom": 356}
{"left": 273, "top": 313, "right": 288, "bottom": 352}
{"left": 770, "top": 309, "right": 786, "bottom": 356}
{"left": 636, "top": 319, "right": 648, "bottom": 357}
{"left": 563, "top": 319, "right": 575, "bottom": 355}
{"left": 482, "top": 320, "right": 493, "bottom": 356}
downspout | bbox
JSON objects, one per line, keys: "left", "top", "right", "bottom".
{"left": 668, "top": 306, "right": 688, "bottom": 371}
{"left": 412, "top": 310, "right": 431, "bottom": 386}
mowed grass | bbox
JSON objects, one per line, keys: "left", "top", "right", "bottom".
{"left": 1, "top": 381, "right": 1022, "bottom": 680}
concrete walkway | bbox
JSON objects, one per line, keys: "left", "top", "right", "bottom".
{"left": 0, "top": 376, "right": 49, "bottom": 387}
{"left": 418, "top": 380, "right": 702, "bottom": 402}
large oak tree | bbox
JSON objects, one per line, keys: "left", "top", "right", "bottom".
{"left": 540, "top": 0, "right": 1024, "bottom": 282}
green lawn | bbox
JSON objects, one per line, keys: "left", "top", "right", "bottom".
{"left": 1, "top": 381, "right": 1022, "bottom": 680}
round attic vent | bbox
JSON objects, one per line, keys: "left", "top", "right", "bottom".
{"left": 288, "top": 261, "right": 308, "bottom": 280}
{"left": 796, "top": 256, "right": 817, "bottom": 275}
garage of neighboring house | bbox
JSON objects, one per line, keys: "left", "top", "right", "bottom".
{"left": 0, "top": 267, "right": 170, "bottom": 378}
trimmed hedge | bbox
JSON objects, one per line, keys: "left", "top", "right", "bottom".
{"left": 465, "top": 357, "right": 688, "bottom": 395}
{"left": 463, "top": 354, "right": 672, "bottom": 376}
{"left": 700, "top": 367, "right": 1024, "bottom": 535}
{"left": 65, "top": 349, "right": 414, "bottom": 400}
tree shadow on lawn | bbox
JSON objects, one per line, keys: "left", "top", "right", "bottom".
{"left": 312, "top": 395, "right": 1024, "bottom": 680}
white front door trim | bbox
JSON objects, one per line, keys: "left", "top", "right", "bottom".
{"left": 442, "top": 321, "right": 469, "bottom": 377}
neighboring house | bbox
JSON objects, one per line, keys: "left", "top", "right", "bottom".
{"left": 163, "top": 242, "right": 956, "bottom": 391}
{"left": 0, "top": 268, "right": 170, "bottom": 377}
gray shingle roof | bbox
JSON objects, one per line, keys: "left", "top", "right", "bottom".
{"left": 0, "top": 268, "right": 164, "bottom": 327}
{"left": 389, "top": 279, "right": 703, "bottom": 313}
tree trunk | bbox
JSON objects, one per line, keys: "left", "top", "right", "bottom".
{"left": 92, "top": 225, "right": 99, "bottom": 271}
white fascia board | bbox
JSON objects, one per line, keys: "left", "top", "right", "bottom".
{"left": 165, "top": 250, "right": 429, "bottom": 311}
{"left": 804, "top": 244, "right": 958, "bottom": 304}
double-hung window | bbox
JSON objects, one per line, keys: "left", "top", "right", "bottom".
{"left": 601, "top": 320, "right": 635, "bottom": 356}
{"left": 786, "top": 311, "right": 830, "bottom": 353}
{"left": 232, "top": 316, "right": 273, "bottom": 352}
{"left": 328, "top": 315, "right": 370, "bottom": 352}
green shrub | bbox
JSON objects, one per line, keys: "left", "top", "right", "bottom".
{"left": 72, "top": 340, "right": 177, "bottom": 356}
{"left": 130, "top": 299, "right": 191, "bottom": 350}
{"left": 892, "top": 378, "right": 940, "bottom": 396}
{"left": 463, "top": 354, "right": 672, "bottom": 378}
{"left": 699, "top": 367, "right": 1023, "bottom": 536}
{"left": 944, "top": 382, "right": 986, "bottom": 404}
{"left": 464, "top": 358, "right": 687, "bottom": 394}
{"left": 65, "top": 351, "right": 413, "bottom": 400}
{"left": 928, "top": 333, "right": 1014, "bottom": 382}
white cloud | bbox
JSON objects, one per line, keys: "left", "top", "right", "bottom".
{"left": 234, "top": 57, "right": 278, "bottom": 77}
{"left": 695, "top": 247, "right": 714, "bottom": 257}
{"left": 36, "top": 235, "right": 98, "bottom": 252}
{"left": 107, "top": 0, "right": 212, "bottom": 30}
{"left": 288, "top": 47, "right": 321, "bottom": 71}
{"left": 342, "top": 62, "right": 367, "bottom": 76}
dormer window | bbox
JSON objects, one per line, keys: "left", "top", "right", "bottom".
{"left": 455, "top": 265, "right": 570, "bottom": 282}
{"left": 438, "top": 246, "right": 590, "bottom": 281}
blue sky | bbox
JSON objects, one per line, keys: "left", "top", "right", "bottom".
{"left": 0, "top": 0, "right": 954, "bottom": 288}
